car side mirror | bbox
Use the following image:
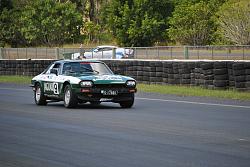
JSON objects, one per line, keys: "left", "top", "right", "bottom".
{"left": 50, "top": 68, "right": 58, "bottom": 76}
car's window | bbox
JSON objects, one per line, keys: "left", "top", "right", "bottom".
{"left": 44, "top": 63, "right": 61, "bottom": 74}
{"left": 102, "top": 47, "right": 113, "bottom": 51}
{"left": 62, "top": 62, "right": 113, "bottom": 76}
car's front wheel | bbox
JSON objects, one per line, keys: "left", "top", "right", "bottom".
{"left": 64, "top": 85, "right": 78, "bottom": 108}
{"left": 119, "top": 94, "right": 134, "bottom": 108}
{"left": 34, "top": 83, "right": 47, "bottom": 105}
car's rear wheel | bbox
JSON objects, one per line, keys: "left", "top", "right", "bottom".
{"left": 64, "top": 85, "right": 78, "bottom": 108}
{"left": 34, "top": 83, "right": 47, "bottom": 105}
{"left": 119, "top": 94, "right": 134, "bottom": 108}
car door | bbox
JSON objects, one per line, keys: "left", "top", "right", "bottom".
{"left": 42, "top": 63, "right": 61, "bottom": 96}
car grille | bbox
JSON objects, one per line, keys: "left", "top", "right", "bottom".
{"left": 93, "top": 84, "right": 126, "bottom": 89}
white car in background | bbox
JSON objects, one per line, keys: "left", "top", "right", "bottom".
{"left": 71, "top": 45, "right": 134, "bottom": 59}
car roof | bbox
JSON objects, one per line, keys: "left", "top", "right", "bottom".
{"left": 97, "top": 45, "right": 117, "bottom": 48}
{"left": 54, "top": 60, "right": 103, "bottom": 64}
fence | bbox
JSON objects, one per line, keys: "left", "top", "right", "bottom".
{"left": 1, "top": 45, "right": 250, "bottom": 60}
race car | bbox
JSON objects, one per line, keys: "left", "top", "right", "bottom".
{"left": 30, "top": 60, "right": 136, "bottom": 108}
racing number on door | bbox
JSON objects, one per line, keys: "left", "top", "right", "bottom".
{"left": 53, "top": 83, "right": 59, "bottom": 94}
{"left": 44, "top": 82, "right": 59, "bottom": 95}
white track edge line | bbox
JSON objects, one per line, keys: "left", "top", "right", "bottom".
{"left": 136, "top": 97, "right": 250, "bottom": 109}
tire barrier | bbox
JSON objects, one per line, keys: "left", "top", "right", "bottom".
{"left": 0, "top": 59, "right": 250, "bottom": 91}
{"left": 0, "top": 60, "right": 53, "bottom": 76}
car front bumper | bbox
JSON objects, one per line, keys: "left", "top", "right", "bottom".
{"left": 74, "top": 87, "right": 136, "bottom": 102}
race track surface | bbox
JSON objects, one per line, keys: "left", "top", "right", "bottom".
{"left": 0, "top": 83, "right": 250, "bottom": 167}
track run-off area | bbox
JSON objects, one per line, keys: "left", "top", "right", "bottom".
{"left": 0, "top": 83, "right": 250, "bottom": 167}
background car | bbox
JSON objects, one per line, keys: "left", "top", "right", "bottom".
{"left": 31, "top": 60, "right": 137, "bottom": 108}
{"left": 71, "top": 45, "right": 134, "bottom": 59}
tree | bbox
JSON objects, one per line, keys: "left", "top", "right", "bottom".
{"left": 0, "top": 0, "right": 13, "bottom": 11}
{"left": 0, "top": 0, "right": 27, "bottom": 47}
{"left": 167, "top": 1, "right": 216, "bottom": 45}
{"left": 20, "top": 0, "right": 83, "bottom": 46}
{"left": 216, "top": 0, "right": 250, "bottom": 45}
{"left": 102, "top": 0, "right": 174, "bottom": 46}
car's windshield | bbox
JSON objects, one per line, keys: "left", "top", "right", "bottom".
{"left": 62, "top": 62, "right": 113, "bottom": 76}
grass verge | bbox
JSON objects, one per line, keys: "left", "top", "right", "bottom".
{"left": 0, "top": 75, "right": 32, "bottom": 84}
{"left": 138, "top": 84, "right": 250, "bottom": 101}
{"left": 0, "top": 76, "right": 249, "bottom": 100}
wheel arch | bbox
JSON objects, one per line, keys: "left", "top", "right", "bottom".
{"left": 34, "top": 81, "right": 44, "bottom": 90}
{"left": 62, "top": 81, "right": 71, "bottom": 93}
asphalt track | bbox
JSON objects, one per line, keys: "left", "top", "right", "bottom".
{"left": 0, "top": 83, "right": 250, "bottom": 167}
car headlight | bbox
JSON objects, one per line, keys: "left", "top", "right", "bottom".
{"left": 126, "top": 80, "right": 136, "bottom": 87}
{"left": 80, "top": 81, "right": 93, "bottom": 87}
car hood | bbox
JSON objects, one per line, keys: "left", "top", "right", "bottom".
{"left": 78, "top": 74, "right": 134, "bottom": 84}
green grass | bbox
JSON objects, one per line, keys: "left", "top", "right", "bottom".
{"left": 0, "top": 75, "right": 250, "bottom": 100}
{"left": 0, "top": 75, "right": 32, "bottom": 84}
{"left": 138, "top": 84, "right": 250, "bottom": 101}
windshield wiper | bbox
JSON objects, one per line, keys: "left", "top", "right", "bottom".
{"left": 81, "top": 66, "right": 99, "bottom": 74}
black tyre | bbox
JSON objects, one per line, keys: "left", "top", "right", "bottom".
{"left": 214, "top": 74, "right": 228, "bottom": 80}
{"left": 201, "top": 62, "right": 213, "bottom": 70}
{"left": 213, "top": 80, "right": 228, "bottom": 87}
{"left": 235, "top": 76, "right": 246, "bottom": 82}
{"left": 214, "top": 62, "right": 227, "bottom": 69}
{"left": 233, "top": 70, "right": 245, "bottom": 76}
{"left": 233, "top": 63, "right": 245, "bottom": 70}
{"left": 119, "top": 94, "right": 134, "bottom": 108}
{"left": 214, "top": 68, "right": 228, "bottom": 75}
{"left": 155, "top": 67, "right": 163, "bottom": 72}
{"left": 181, "top": 74, "right": 191, "bottom": 79}
{"left": 203, "top": 69, "right": 213, "bottom": 75}
{"left": 204, "top": 75, "right": 214, "bottom": 80}
{"left": 64, "top": 85, "right": 78, "bottom": 108}
{"left": 246, "top": 69, "right": 250, "bottom": 75}
{"left": 181, "top": 79, "right": 191, "bottom": 84}
{"left": 34, "top": 83, "right": 47, "bottom": 105}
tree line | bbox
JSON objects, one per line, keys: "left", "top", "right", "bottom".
{"left": 0, "top": 0, "right": 249, "bottom": 47}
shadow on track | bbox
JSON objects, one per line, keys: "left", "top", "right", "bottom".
{"left": 45, "top": 102, "right": 123, "bottom": 110}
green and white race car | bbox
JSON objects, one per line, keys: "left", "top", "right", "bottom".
{"left": 31, "top": 60, "right": 137, "bottom": 108}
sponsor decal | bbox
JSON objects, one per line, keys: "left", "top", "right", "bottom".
{"left": 44, "top": 82, "right": 59, "bottom": 94}
{"left": 93, "top": 75, "right": 122, "bottom": 81}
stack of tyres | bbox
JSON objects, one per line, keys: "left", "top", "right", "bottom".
{"left": 190, "top": 62, "right": 197, "bottom": 86}
{"left": 233, "top": 62, "right": 246, "bottom": 91}
{"left": 142, "top": 61, "right": 150, "bottom": 84}
{"left": 201, "top": 62, "right": 214, "bottom": 89}
{"left": 148, "top": 61, "right": 156, "bottom": 84}
{"left": 149, "top": 61, "right": 163, "bottom": 84}
{"left": 194, "top": 62, "right": 202, "bottom": 86}
{"left": 227, "top": 62, "right": 235, "bottom": 89}
{"left": 168, "top": 62, "right": 180, "bottom": 85}
{"left": 162, "top": 62, "right": 169, "bottom": 84}
{"left": 246, "top": 62, "right": 250, "bottom": 91}
{"left": 134, "top": 61, "right": 144, "bottom": 82}
{"left": 213, "top": 62, "right": 228, "bottom": 90}
{"left": 188, "top": 62, "right": 196, "bottom": 86}
{"left": 130, "top": 61, "right": 138, "bottom": 79}
{"left": 126, "top": 61, "right": 134, "bottom": 78}
{"left": 179, "top": 62, "right": 192, "bottom": 85}
{"left": 110, "top": 61, "right": 124, "bottom": 75}
{"left": 167, "top": 62, "right": 174, "bottom": 84}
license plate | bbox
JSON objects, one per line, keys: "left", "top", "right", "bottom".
{"left": 101, "top": 90, "right": 118, "bottom": 95}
